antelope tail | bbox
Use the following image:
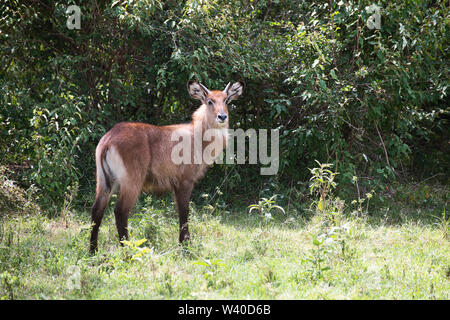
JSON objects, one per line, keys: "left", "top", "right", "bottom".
{"left": 100, "top": 147, "right": 113, "bottom": 191}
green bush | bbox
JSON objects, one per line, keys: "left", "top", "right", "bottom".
{"left": 0, "top": 166, "right": 40, "bottom": 216}
{"left": 0, "top": 0, "right": 448, "bottom": 210}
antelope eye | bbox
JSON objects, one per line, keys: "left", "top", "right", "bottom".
{"left": 208, "top": 100, "right": 214, "bottom": 107}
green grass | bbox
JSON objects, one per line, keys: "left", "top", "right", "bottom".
{"left": 0, "top": 192, "right": 448, "bottom": 300}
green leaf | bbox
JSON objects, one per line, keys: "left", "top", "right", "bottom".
{"left": 330, "top": 69, "right": 337, "bottom": 80}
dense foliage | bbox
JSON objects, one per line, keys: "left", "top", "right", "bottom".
{"left": 0, "top": 0, "right": 448, "bottom": 210}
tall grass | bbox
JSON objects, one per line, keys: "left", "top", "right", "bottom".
{"left": 0, "top": 163, "right": 448, "bottom": 299}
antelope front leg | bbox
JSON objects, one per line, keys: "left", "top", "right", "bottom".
{"left": 174, "top": 181, "right": 194, "bottom": 243}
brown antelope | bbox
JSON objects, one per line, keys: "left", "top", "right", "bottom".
{"left": 89, "top": 80, "right": 244, "bottom": 253}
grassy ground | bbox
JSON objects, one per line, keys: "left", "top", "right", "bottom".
{"left": 0, "top": 188, "right": 448, "bottom": 300}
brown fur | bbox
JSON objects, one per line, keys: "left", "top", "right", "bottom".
{"left": 89, "top": 82, "right": 242, "bottom": 253}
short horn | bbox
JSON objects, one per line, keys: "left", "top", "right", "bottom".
{"left": 199, "top": 83, "right": 211, "bottom": 95}
{"left": 223, "top": 82, "right": 231, "bottom": 93}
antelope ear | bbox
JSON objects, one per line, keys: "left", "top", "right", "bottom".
{"left": 225, "top": 81, "right": 244, "bottom": 101}
{"left": 187, "top": 80, "right": 210, "bottom": 102}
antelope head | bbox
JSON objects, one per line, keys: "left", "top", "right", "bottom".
{"left": 188, "top": 80, "right": 244, "bottom": 128}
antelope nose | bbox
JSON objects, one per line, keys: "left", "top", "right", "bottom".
{"left": 217, "top": 114, "right": 227, "bottom": 122}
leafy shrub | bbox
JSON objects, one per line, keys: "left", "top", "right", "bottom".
{"left": 1, "top": 0, "right": 448, "bottom": 209}
{"left": 0, "top": 166, "right": 40, "bottom": 216}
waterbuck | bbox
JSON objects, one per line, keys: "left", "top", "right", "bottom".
{"left": 89, "top": 80, "right": 244, "bottom": 253}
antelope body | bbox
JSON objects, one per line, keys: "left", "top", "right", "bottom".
{"left": 89, "top": 81, "right": 243, "bottom": 253}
